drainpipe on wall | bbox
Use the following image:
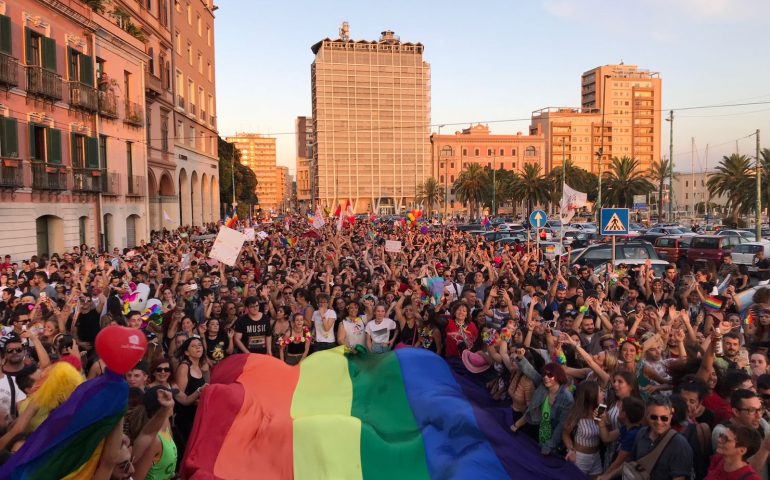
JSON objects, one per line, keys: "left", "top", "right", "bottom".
{"left": 140, "top": 59, "right": 150, "bottom": 243}
{"left": 92, "top": 32, "right": 105, "bottom": 251}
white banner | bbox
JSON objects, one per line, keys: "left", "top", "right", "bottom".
{"left": 559, "top": 183, "right": 588, "bottom": 224}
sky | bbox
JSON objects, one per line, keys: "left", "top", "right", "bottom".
{"left": 214, "top": 0, "right": 770, "bottom": 176}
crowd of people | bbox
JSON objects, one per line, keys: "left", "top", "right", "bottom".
{"left": 0, "top": 213, "right": 769, "bottom": 479}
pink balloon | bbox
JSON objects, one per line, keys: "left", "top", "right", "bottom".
{"left": 95, "top": 326, "right": 148, "bottom": 374}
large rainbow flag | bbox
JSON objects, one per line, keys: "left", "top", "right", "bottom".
{"left": 181, "top": 348, "right": 581, "bottom": 480}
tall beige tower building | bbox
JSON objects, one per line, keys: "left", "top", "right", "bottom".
{"left": 581, "top": 64, "right": 661, "bottom": 171}
{"left": 295, "top": 116, "right": 313, "bottom": 210}
{"left": 225, "top": 134, "right": 279, "bottom": 211}
{"left": 311, "top": 28, "right": 431, "bottom": 215}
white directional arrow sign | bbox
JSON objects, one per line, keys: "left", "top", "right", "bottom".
{"left": 529, "top": 210, "right": 547, "bottom": 229}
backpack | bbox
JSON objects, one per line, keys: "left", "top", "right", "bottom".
{"left": 622, "top": 429, "right": 676, "bottom": 480}
{"left": 682, "top": 422, "right": 712, "bottom": 480}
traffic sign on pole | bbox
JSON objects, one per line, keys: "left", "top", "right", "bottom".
{"left": 529, "top": 210, "right": 547, "bottom": 229}
{"left": 600, "top": 208, "right": 629, "bottom": 235}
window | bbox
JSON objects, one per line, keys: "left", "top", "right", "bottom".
{"left": 499, "top": 148, "right": 504, "bottom": 156}
{"left": 439, "top": 175, "right": 444, "bottom": 183}
{"left": 487, "top": 162, "right": 491, "bottom": 168}
{"left": 146, "top": 0, "right": 153, "bottom": 13}
{"left": 146, "top": 109, "right": 151, "bottom": 144}
{"left": 474, "top": 148, "right": 479, "bottom": 156}
{"left": 25, "top": 28, "right": 56, "bottom": 71}
{"left": 206, "top": 26, "right": 211, "bottom": 46}
{"left": 161, "top": 115, "right": 169, "bottom": 152}
{"left": 197, "top": 14, "right": 201, "bottom": 36}
{"left": 175, "top": 0, "right": 180, "bottom": 12}
{"left": 29, "top": 124, "right": 62, "bottom": 164}
{"left": 159, "top": 0, "right": 168, "bottom": 26}
{"left": 0, "top": 15, "right": 12, "bottom": 55}
{"left": 71, "top": 134, "right": 99, "bottom": 168}
{"left": 188, "top": 78, "right": 194, "bottom": 109}
{"left": 198, "top": 87, "right": 204, "bottom": 115}
{"left": 187, "top": 43, "right": 192, "bottom": 65}
{"left": 487, "top": 149, "right": 492, "bottom": 156}
{"left": 175, "top": 32, "right": 181, "bottom": 54}
{"left": 188, "top": 125, "right": 194, "bottom": 146}
{"left": 450, "top": 175, "right": 455, "bottom": 183}
{"left": 208, "top": 94, "right": 214, "bottom": 119}
{"left": 123, "top": 70, "right": 131, "bottom": 101}
{"left": 450, "top": 162, "right": 454, "bottom": 169}
{"left": 147, "top": 47, "right": 154, "bottom": 75}
{"left": 525, "top": 146, "right": 536, "bottom": 156}
{"left": 207, "top": 62, "right": 212, "bottom": 82}
{"left": 685, "top": 180, "right": 688, "bottom": 187}
{"left": 462, "top": 148, "right": 467, "bottom": 156}
{"left": 175, "top": 70, "right": 183, "bottom": 106}
{"left": 187, "top": 4, "right": 192, "bottom": 24}
{"left": 197, "top": 53, "right": 202, "bottom": 74}
{"left": 511, "top": 148, "right": 516, "bottom": 156}
{"left": 0, "top": 117, "right": 19, "bottom": 157}
{"left": 99, "top": 135, "right": 107, "bottom": 167}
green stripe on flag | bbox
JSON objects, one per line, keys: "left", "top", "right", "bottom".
{"left": 292, "top": 347, "right": 362, "bottom": 480}
{"left": 349, "top": 352, "right": 430, "bottom": 480}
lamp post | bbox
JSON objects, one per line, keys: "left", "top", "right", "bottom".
{"left": 596, "top": 74, "right": 610, "bottom": 222}
{"left": 666, "top": 111, "right": 674, "bottom": 222}
{"left": 751, "top": 129, "right": 762, "bottom": 240}
{"left": 492, "top": 152, "right": 496, "bottom": 216}
{"left": 436, "top": 124, "right": 446, "bottom": 221}
{"left": 231, "top": 155, "right": 238, "bottom": 217}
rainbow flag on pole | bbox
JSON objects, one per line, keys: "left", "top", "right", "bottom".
{"left": 181, "top": 348, "right": 579, "bottom": 480}
{"left": 0, "top": 371, "right": 127, "bottom": 479}
{"left": 704, "top": 296, "right": 724, "bottom": 310}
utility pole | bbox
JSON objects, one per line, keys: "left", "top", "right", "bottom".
{"left": 668, "top": 110, "right": 674, "bottom": 222}
{"left": 492, "top": 153, "right": 496, "bottom": 216}
{"left": 596, "top": 74, "right": 610, "bottom": 222}
{"left": 757, "top": 129, "right": 762, "bottom": 240}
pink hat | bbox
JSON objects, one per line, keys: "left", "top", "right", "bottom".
{"left": 461, "top": 350, "right": 490, "bottom": 374}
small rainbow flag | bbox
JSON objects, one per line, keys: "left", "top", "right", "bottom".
{"left": 226, "top": 213, "right": 238, "bottom": 229}
{"left": 287, "top": 237, "right": 297, "bottom": 247}
{"left": 0, "top": 371, "right": 127, "bottom": 479}
{"left": 181, "top": 348, "right": 580, "bottom": 480}
{"left": 744, "top": 309, "right": 755, "bottom": 328}
{"left": 306, "top": 212, "right": 314, "bottom": 224}
{"left": 704, "top": 296, "right": 724, "bottom": 310}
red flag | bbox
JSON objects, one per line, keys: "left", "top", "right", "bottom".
{"left": 345, "top": 199, "right": 355, "bottom": 225}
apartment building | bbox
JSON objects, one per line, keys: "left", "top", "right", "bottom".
{"left": 225, "top": 133, "right": 279, "bottom": 211}
{"left": 276, "top": 165, "right": 289, "bottom": 212}
{"left": 311, "top": 29, "right": 431, "bottom": 215}
{"left": 430, "top": 124, "right": 545, "bottom": 214}
{"left": 295, "top": 115, "right": 312, "bottom": 210}
{"left": 529, "top": 107, "right": 609, "bottom": 173}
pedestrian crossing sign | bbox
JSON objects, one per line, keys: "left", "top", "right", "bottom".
{"left": 600, "top": 208, "right": 629, "bottom": 235}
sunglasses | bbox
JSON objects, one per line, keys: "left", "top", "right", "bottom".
{"left": 648, "top": 414, "right": 670, "bottom": 422}
{"left": 544, "top": 372, "right": 555, "bottom": 379}
{"left": 5, "top": 348, "right": 23, "bottom": 354}
{"left": 155, "top": 367, "right": 171, "bottom": 373}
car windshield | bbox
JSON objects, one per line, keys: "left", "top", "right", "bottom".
{"left": 691, "top": 237, "right": 719, "bottom": 249}
{"left": 733, "top": 244, "right": 762, "bottom": 254}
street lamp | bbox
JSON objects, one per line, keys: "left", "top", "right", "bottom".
{"left": 492, "top": 152, "right": 496, "bottom": 216}
{"left": 596, "top": 74, "right": 610, "bottom": 221}
{"left": 666, "top": 111, "right": 674, "bottom": 222}
{"left": 441, "top": 144, "right": 452, "bottom": 221}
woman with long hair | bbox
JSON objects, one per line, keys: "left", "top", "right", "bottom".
{"left": 173, "top": 337, "right": 209, "bottom": 460}
{"left": 270, "top": 306, "right": 292, "bottom": 357}
{"left": 600, "top": 370, "right": 640, "bottom": 470}
{"left": 444, "top": 303, "right": 478, "bottom": 358}
{"left": 147, "top": 357, "right": 176, "bottom": 390}
{"left": 203, "top": 318, "right": 233, "bottom": 364}
{"left": 562, "top": 380, "right": 604, "bottom": 477}
{"left": 279, "top": 313, "right": 311, "bottom": 365}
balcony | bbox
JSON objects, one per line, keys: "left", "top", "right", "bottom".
{"left": 190, "top": 103, "right": 196, "bottom": 117}
{"left": 126, "top": 175, "right": 146, "bottom": 196}
{"left": 102, "top": 170, "right": 121, "bottom": 195}
{"left": 124, "top": 101, "right": 144, "bottom": 127}
{"left": 31, "top": 162, "right": 67, "bottom": 191}
{"left": 71, "top": 167, "right": 102, "bottom": 193}
{"left": 98, "top": 90, "right": 119, "bottom": 119}
{"left": 0, "top": 158, "right": 23, "bottom": 189}
{"left": 145, "top": 71, "right": 163, "bottom": 96}
{"left": 26, "top": 66, "right": 63, "bottom": 101}
{"left": 0, "top": 53, "right": 19, "bottom": 88}
{"left": 69, "top": 82, "right": 98, "bottom": 112}
{"left": 176, "top": 94, "right": 184, "bottom": 109}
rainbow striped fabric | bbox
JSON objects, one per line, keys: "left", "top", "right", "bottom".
{"left": 704, "top": 296, "right": 724, "bottom": 310}
{"left": 181, "top": 348, "right": 580, "bottom": 480}
{"left": 0, "top": 371, "right": 127, "bottom": 479}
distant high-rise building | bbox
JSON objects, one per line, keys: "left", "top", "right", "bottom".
{"left": 581, "top": 64, "right": 661, "bottom": 171}
{"left": 295, "top": 116, "right": 313, "bottom": 209}
{"left": 225, "top": 134, "right": 279, "bottom": 211}
{"left": 311, "top": 29, "right": 431, "bottom": 214}
{"left": 529, "top": 107, "right": 608, "bottom": 173}
{"left": 276, "top": 166, "right": 290, "bottom": 212}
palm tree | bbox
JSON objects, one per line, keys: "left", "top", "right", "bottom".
{"left": 707, "top": 154, "right": 754, "bottom": 226}
{"left": 601, "top": 156, "right": 655, "bottom": 208}
{"left": 546, "top": 159, "right": 598, "bottom": 203}
{"left": 415, "top": 177, "right": 444, "bottom": 216}
{"left": 510, "top": 162, "right": 551, "bottom": 215}
{"left": 649, "top": 158, "right": 678, "bottom": 220}
{"left": 453, "top": 163, "right": 488, "bottom": 220}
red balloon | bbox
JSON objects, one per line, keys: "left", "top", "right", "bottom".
{"left": 95, "top": 326, "right": 148, "bottom": 374}
{"left": 416, "top": 210, "right": 423, "bottom": 218}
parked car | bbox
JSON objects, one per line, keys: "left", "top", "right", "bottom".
{"left": 569, "top": 223, "right": 598, "bottom": 233}
{"left": 653, "top": 235, "right": 693, "bottom": 267}
{"left": 686, "top": 235, "right": 745, "bottom": 268}
{"left": 481, "top": 231, "right": 518, "bottom": 243}
{"left": 716, "top": 229, "right": 757, "bottom": 241}
{"left": 639, "top": 226, "right": 692, "bottom": 243}
{"left": 594, "top": 259, "right": 672, "bottom": 279}
{"left": 731, "top": 241, "right": 770, "bottom": 275}
{"left": 570, "top": 240, "right": 659, "bottom": 268}
{"left": 455, "top": 224, "right": 482, "bottom": 232}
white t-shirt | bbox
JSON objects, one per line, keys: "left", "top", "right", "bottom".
{"left": 365, "top": 318, "right": 397, "bottom": 345}
{"left": 0, "top": 374, "right": 26, "bottom": 414}
{"left": 312, "top": 308, "right": 338, "bottom": 343}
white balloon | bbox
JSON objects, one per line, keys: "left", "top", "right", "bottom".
{"left": 128, "top": 283, "right": 151, "bottom": 312}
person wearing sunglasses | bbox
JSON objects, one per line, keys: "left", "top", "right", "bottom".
{"left": 147, "top": 357, "right": 177, "bottom": 391}
{"left": 628, "top": 394, "right": 693, "bottom": 480}
{"left": 710, "top": 390, "right": 770, "bottom": 473}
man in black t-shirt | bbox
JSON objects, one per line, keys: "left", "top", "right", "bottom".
{"left": 755, "top": 250, "right": 770, "bottom": 281}
{"left": 233, "top": 296, "right": 271, "bottom": 355}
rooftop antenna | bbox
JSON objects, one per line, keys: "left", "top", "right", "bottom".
{"left": 339, "top": 22, "right": 350, "bottom": 41}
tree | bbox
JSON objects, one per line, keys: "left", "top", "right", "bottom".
{"left": 453, "top": 163, "right": 488, "bottom": 220}
{"left": 415, "top": 177, "right": 444, "bottom": 216}
{"left": 546, "top": 159, "right": 598, "bottom": 203}
{"left": 649, "top": 158, "right": 679, "bottom": 220}
{"left": 479, "top": 167, "right": 517, "bottom": 216}
{"left": 707, "top": 153, "right": 754, "bottom": 226}
{"left": 601, "top": 156, "right": 655, "bottom": 208}
{"left": 218, "top": 137, "right": 258, "bottom": 219}
{"left": 510, "top": 162, "right": 551, "bottom": 215}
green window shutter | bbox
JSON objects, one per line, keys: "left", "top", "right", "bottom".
{"left": 24, "top": 28, "right": 33, "bottom": 65}
{"left": 70, "top": 132, "right": 78, "bottom": 167}
{"left": 2, "top": 118, "right": 18, "bottom": 157}
{"left": 0, "top": 15, "right": 11, "bottom": 55}
{"left": 41, "top": 36, "right": 56, "bottom": 72}
{"left": 86, "top": 137, "right": 99, "bottom": 168}
{"left": 79, "top": 55, "right": 94, "bottom": 86}
{"left": 28, "top": 124, "right": 36, "bottom": 160}
{"left": 67, "top": 47, "right": 77, "bottom": 80}
{"left": 47, "top": 128, "right": 62, "bottom": 164}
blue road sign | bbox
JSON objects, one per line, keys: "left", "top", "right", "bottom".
{"left": 601, "top": 208, "right": 629, "bottom": 235}
{"left": 529, "top": 210, "right": 547, "bottom": 229}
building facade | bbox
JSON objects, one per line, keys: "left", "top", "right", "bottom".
{"left": 295, "top": 115, "right": 312, "bottom": 210}
{"left": 171, "top": 0, "right": 219, "bottom": 227}
{"left": 430, "top": 125, "right": 545, "bottom": 214}
{"left": 530, "top": 107, "right": 607, "bottom": 173}
{"left": 276, "top": 165, "right": 288, "bottom": 212}
{"left": 225, "top": 133, "right": 278, "bottom": 211}
{"left": 667, "top": 171, "right": 727, "bottom": 217}
{"left": 311, "top": 29, "right": 431, "bottom": 215}
{"left": 581, "top": 64, "right": 661, "bottom": 171}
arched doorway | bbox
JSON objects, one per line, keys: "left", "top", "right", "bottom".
{"left": 103, "top": 213, "right": 113, "bottom": 251}
{"left": 148, "top": 170, "right": 159, "bottom": 232}
{"left": 211, "top": 175, "right": 219, "bottom": 220}
{"left": 178, "top": 169, "right": 190, "bottom": 227}
{"left": 78, "top": 216, "right": 91, "bottom": 246}
{"left": 201, "top": 173, "right": 210, "bottom": 224}
{"left": 126, "top": 214, "right": 139, "bottom": 247}
{"left": 35, "top": 215, "right": 64, "bottom": 257}
{"left": 191, "top": 171, "right": 201, "bottom": 226}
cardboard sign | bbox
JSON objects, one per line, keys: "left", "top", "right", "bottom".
{"left": 384, "top": 240, "right": 402, "bottom": 253}
{"left": 243, "top": 228, "right": 255, "bottom": 241}
{"left": 209, "top": 226, "right": 246, "bottom": 267}
{"left": 257, "top": 231, "right": 269, "bottom": 240}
